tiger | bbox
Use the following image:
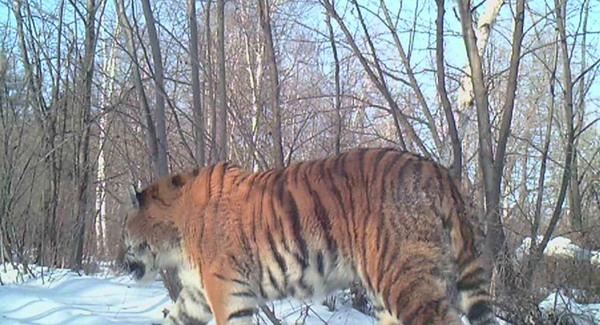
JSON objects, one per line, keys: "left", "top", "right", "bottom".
{"left": 122, "top": 148, "right": 496, "bottom": 325}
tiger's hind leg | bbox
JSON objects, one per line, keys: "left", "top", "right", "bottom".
{"left": 369, "top": 241, "right": 462, "bottom": 325}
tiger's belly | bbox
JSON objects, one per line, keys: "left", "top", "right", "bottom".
{"left": 255, "top": 248, "right": 357, "bottom": 302}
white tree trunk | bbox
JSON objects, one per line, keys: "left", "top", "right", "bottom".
{"left": 95, "top": 115, "right": 107, "bottom": 256}
{"left": 95, "top": 23, "right": 118, "bottom": 257}
{"left": 457, "top": 0, "right": 504, "bottom": 111}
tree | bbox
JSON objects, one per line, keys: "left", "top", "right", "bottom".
{"left": 141, "top": 0, "right": 169, "bottom": 177}
{"left": 324, "top": 1, "right": 342, "bottom": 155}
{"left": 434, "top": 0, "right": 461, "bottom": 180}
{"left": 213, "top": 0, "right": 228, "bottom": 162}
{"left": 457, "top": 0, "right": 525, "bottom": 266}
{"left": 114, "top": 0, "right": 159, "bottom": 181}
{"left": 189, "top": 0, "right": 205, "bottom": 166}
{"left": 73, "top": 0, "right": 99, "bottom": 270}
{"left": 258, "top": 0, "right": 284, "bottom": 168}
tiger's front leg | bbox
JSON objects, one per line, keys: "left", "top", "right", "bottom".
{"left": 203, "top": 269, "right": 260, "bottom": 325}
{"left": 164, "top": 286, "right": 213, "bottom": 325}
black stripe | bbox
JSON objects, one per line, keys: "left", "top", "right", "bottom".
{"left": 235, "top": 172, "right": 251, "bottom": 186}
{"left": 212, "top": 273, "right": 251, "bottom": 287}
{"left": 376, "top": 236, "right": 393, "bottom": 293}
{"left": 228, "top": 308, "right": 256, "bottom": 320}
{"left": 304, "top": 171, "right": 334, "bottom": 252}
{"left": 231, "top": 290, "right": 256, "bottom": 298}
{"left": 248, "top": 178, "right": 266, "bottom": 299}
{"left": 339, "top": 153, "right": 355, "bottom": 219}
{"left": 432, "top": 165, "right": 445, "bottom": 204}
{"left": 266, "top": 230, "right": 288, "bottom": 278}
{"left": 228, "top": 255, "right": 247, "bottom": 276}
{"left": 280, "top": 174, "right": 309, "bottom": 269}
{"left": 217, "top": 163, "right": 227, "bottom": 197}
{"left": 292, "top": 162, "right": 303, "bottom": 185}
{"left": 467, "top": 301, "right": 493, "bottom": 322}
{"left": 340, "top": 153, "right": 361, "bottom": 265}
{"left": 267, "top": 267, "right": 283, "bottom": 296}
{"left": 316, "top": 251, "right": 324, "bottom": 276}
{"left": 403, "top": 298, "right": 441, "bottom": 325}
{"left": 204, "top": 165, "right": 215, "bottom": 199}
{"left": 323, "top": 162, "right": 352, "bottom": 255}
{"left": 378, "top": 247, "right": 402, "bottom": 303}
{"left": 360, "top": 150, "right": 390, "bottom": 288}
{"left": 457, "top": 276, "right": 487, "bottom": 291}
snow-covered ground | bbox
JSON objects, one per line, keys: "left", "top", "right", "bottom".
{"left": 0, "top": 264, "right": 375, "bottom": 325}
{"left": 2, "top": 263, "right": 599, "bottom": 325}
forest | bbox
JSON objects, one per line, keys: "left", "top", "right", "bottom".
{"left": 0, "top": 0, "right": 598, "bottom": 324}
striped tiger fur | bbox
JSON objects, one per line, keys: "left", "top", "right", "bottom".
{"left": 122, "top": 148, "right": 496, "bottom": 325}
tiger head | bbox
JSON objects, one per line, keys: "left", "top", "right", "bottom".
{"left": 121, "top": 175, "right": 191, "bottom": 283}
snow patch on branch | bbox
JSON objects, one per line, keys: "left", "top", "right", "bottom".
{"left": 516, "top": 236, "right": 600, "bottom": 264}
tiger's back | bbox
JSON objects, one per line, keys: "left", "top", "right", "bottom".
{"left": 125, "top": 148, "right": 495, "bottom": 325}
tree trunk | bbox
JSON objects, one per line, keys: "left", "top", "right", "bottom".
{"left": 458, "top": 0, "right": 525, "bottom": 265}
{"left": 13, "top": 0, "right": 62, "bottom": 266}
{"left": 523, "top": 0, "right": 576, "bottom": 282}
{"left": 435, "top": 0, "right": 462, "bottom": 180}
{"left": 188, "top": 0, "right": 205, "bottom": 167}
{"left": 203, "top": 0, "right": 217, "bottom": 162}
{"left": 214, "top": 0, "right": 227, "bottom": 162}
{"left": 140, "top": 0, "right": 182, "bottom": 301}
{"left": 73, "top": 0, "right": 98, "bottom": 271}
{"left": 325, "top": 4, "right": 342, "bottom": 155}
{"left": 258, "top": 0, "right": 284, "bottom": 168}
{"left": 95, "top": 22, "right": 119, "bottom": 258}
{"left": 457, "top": 0, "right": 504, "bottom": 111}
{"left": 114, "top": 0, "right": 159, "bottom": 180}
{"left": 241, "top": 5, "right": 265, "bottom": 171}
{"left": 141, "top": 0, "right": 169, "bottom": 177}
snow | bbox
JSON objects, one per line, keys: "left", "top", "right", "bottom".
{"left": 0, "top": 264, "right": 376, "bottom": 325}
{"left": 0, "top": 264, "right": 170, "bottom": 325}
{"left": 539, "top": 291, "right": 600, "bottom": 324}
{"left": 515, "top": 236, "right": 600, "bottom": 263}
{"left": 4, "top": 264, "right": 598, "bottom": 325}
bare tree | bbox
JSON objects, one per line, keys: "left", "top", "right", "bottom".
{"left": 523, "top": 0, "right": 578, "bottom": 287}
{"left": 240, "top": 2, "right": 267, "bottom": 170}
{"left": 324, "top": 1, "right": 342, "bottom": 155}
{"left": 73, "top": 0, "right": 99, "bottom": 270}
{"left": 435, "top": 0, "right": 461, "bottom": 180}
{"left": 141, "top": 0, "right": 169, "bottom": 177}
{"left": 188, "top": 0, "right": 205, "bottom": 166}
{"left": 321, "top": 0, "right": 424, "bottom": 153}
{"left": 457, "top": 0, "right": 525, "bottom": 264}
{"left": 457, "top": 0, "right": 504, "bottom": 110}
{"left": 213, "top": 0, "right": 228, "bottom": 162}
{"left": 12, "top": 0, "right": 63, "bottom": 265}
{"left": 379, "top": 0, "right": 442, "bottom": 154}
{"left": 258, "top": 0, "right": 284, "bottom": 168}
{"left": 114, "top": 0, "right": 159, "bottom": 180}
